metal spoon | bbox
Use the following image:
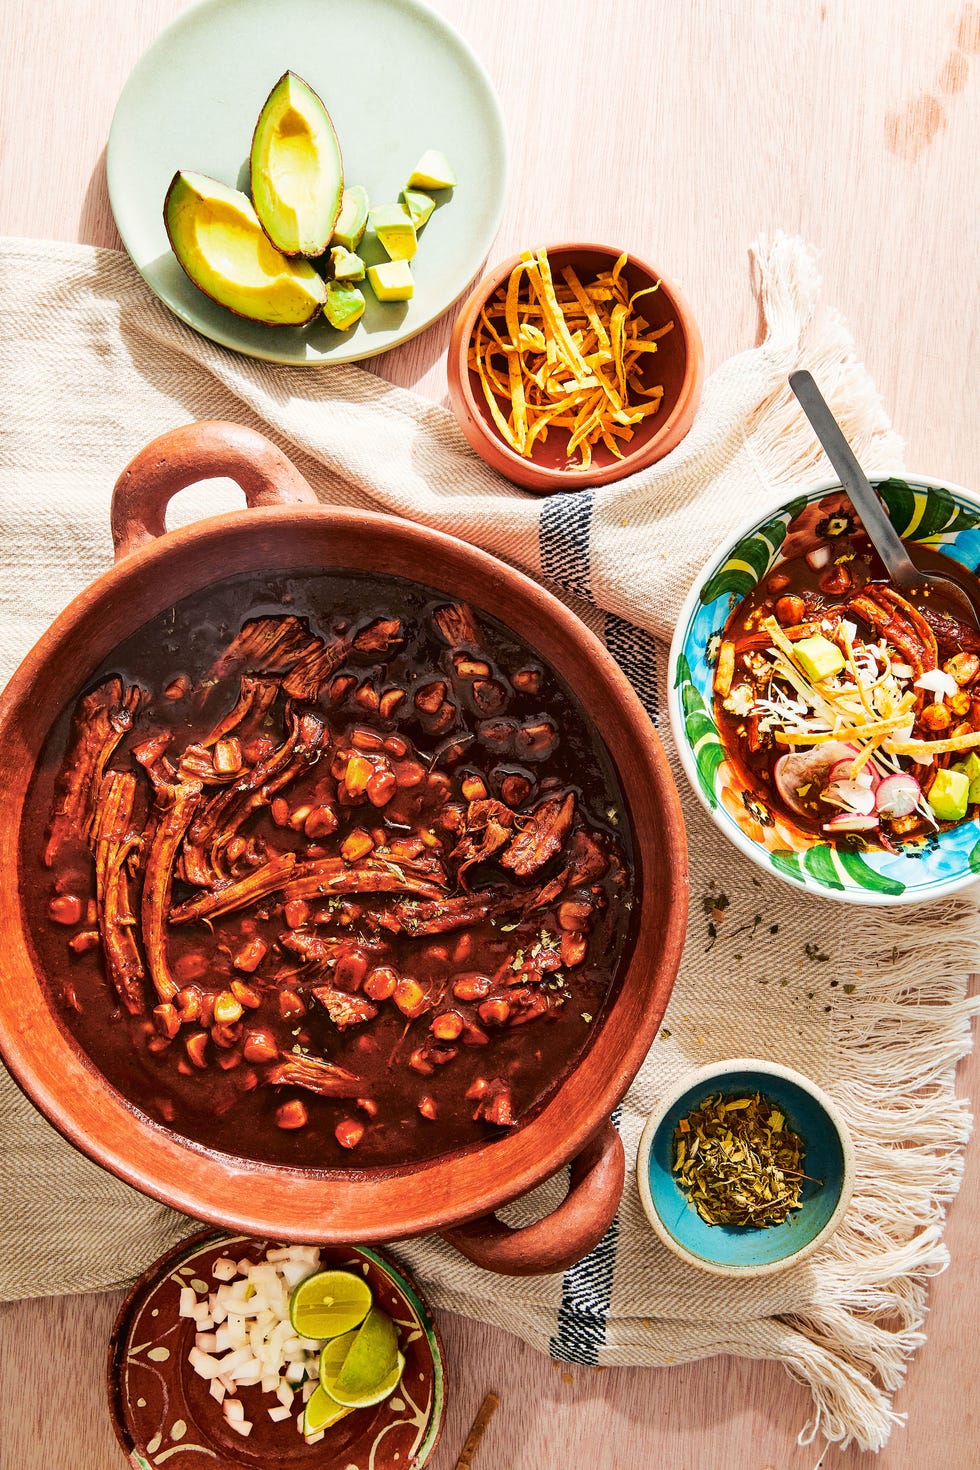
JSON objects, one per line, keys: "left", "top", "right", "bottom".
{"left": 789, "top": 369, "right": 980, "bottom": 633}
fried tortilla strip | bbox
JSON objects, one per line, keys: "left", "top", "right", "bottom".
{"left": 45, "top": 677, "right": 141, "bottom": 866}
{"left": 500, "top": 792, "right": 575, "bottom": 878}
{"left": 141, "top": 775, "right": 203, "bottom": 1002}
{"left": 168, "top": 851, "right": 298, "bottom": 925}
{"left": 207, "top": 616, "right": 322, "bottom": 682}
{"left": 202, "top": 675, "right": 278, "bottom": 748}
{"left": 91, "top": 770, "right": 145, "bottom": 1015}
{"left": 264, "top": 1054, "right": 364, "bottom": 1098}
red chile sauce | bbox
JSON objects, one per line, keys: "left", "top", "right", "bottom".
{"left": 21, "top": 570, "right": 636, "bottom": 1170}
{"left": 715, "top": 517, "right": 980, "bottom": 843}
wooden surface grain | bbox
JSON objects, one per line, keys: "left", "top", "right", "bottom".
{"left": 1, "top": 2, "right": 979, "bottom": 1467}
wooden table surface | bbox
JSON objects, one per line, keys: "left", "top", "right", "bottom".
{"left": 1, "top": 2, "right": 978, "bottom": 1467}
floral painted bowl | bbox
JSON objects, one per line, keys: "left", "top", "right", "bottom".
{"left": 668, "top": 474, "right": 980, "bottom": 904}
{"left": 107, "top": 1229, "right": 446, "bottom": 1470}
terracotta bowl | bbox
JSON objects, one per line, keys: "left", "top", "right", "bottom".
{"left": 0, "top": 421, "right": 688, "bottom": 1277}
{"left": 447, "top": 242, "right": 704, "bottom": 494}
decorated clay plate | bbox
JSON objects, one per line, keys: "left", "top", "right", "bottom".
{"left": 106, "top": 0, "right": 507, "bottom": 365}
{"left": 108, "top": 1229, "right": 446, "bottom": 1469}
{"left": 669, "top": 474, "right": 980, "bottom": 904}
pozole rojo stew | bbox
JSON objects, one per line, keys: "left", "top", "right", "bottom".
{"left": 713, "top": 492, "right": 980, "bottom": 849}
{"left": 23, "top": 572, "right": 635, "bottom": 1168}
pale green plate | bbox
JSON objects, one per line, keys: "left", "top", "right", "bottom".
{"left": 107, "top": 0, "right": 507, "bottom": 365}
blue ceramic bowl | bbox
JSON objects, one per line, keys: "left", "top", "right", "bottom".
{"left": 668, "top": 474, "right": 980, "bottom": 904}
{"left": 636, "top": 1059, "right": 854, "bottom": 1276}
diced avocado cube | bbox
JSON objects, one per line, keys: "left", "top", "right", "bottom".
{"left": 332, "top": 185, "right": 370, "bottom": 252}
{"left": 367, "top": 260, "right": 414, "bottom": 302}
{"left": 955, "top": 755, "right": 980, "bottom": 805}
{"left": 322, "top": 280, "right": 366, "bottom": 331}
{"left": 794, "top": 635, "right": 846, "bottom": 684}
{"left": 954, "top": 752, "right": 980, "bottom": 781}
{"left": 330, "top": 245, "right": 365, "bottom": 282}
{"left": 407, "top": 149, "right": 456, "bottom": 190}
{"left": 927, "top": 767, "right": 971, "bottom": 822}
{"left": 400, "top": 188, "right": 436, "bottom": 228}
{"left": 369, "top": 204, "right": 417, "bottom": 261}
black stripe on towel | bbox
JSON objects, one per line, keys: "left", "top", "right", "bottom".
{"left": 548, "top": 1109, "right": 622, "bottom": 1365}
{"left": 604, "top": 613, "right": 660, "bottom": 725}
{"left": 540, "top": 492, "right": 596, "bottom": 603}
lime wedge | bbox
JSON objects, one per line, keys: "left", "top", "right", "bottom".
{"left": 318, "top": 1328, "right": 358, "bottom": 1382}
{"left": 302, "top": 1383, "right": 353, "bottom": 1435}
{"left": 288, "top": 1269, "right": 372, "bottom": 1340}
{"left": 319, "top": 1308, "right": 401, "bottom": 1407}
{"left": 328, "top": 1350, "right": 406, "bottom": 1409}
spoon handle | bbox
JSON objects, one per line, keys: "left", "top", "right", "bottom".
{"left": 789, "top": 371, "right": 920, "bottom": 587}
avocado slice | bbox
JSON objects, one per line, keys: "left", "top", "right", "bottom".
{"left": 367, "top": 260, "right": 414, "bottom": 301}
{"left": 369, "top": 205, "right": 417, "bottom": 261}
{"left": 250, "top": 72, "right": 343, "bottom": 257}
{"left": 400, "top": 188, "right": 436, "bottom": 229}
{"left": 332, "top": 185, "right": 369, "bottom": 251}
{"left": 163, "top": 171, "right": 327, "bottom": 326}
{"left": 407, "top": 149, "right": 456, "bottom": 190}
{"left": 330, "top": 246, "right": 365, "bottom": 281}
{"left": 323, "top": 280, "right": 366, "bottom": 330}
{"left": 927, "top": 767, "right": 970, "bottom": 823}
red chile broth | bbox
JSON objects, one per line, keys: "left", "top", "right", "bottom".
{"left": 715, "top": 519, "right": 980, "bottom": 845}
{"left": 21, "top": 570, "right": 636, "bottom": 1170}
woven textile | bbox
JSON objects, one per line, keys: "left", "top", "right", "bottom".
{"left": 1, "top": 234, "right": 978, "bottom": 1451}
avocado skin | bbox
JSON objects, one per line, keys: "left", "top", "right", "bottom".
{"left": 250, "top": 72, "right": 343, "bottom": 258}
{"left": 163, "top": 170, "right": 327, "bottom": 327}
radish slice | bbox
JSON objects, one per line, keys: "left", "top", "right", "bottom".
{"left": 828, "top": 759, "right": 878, "bottom": 791}
{"left": 822, "top": 780, "right": 876, "bottom": 815}
{"left": 774, "top": 743, "right": 862, "bottom": 816}
{"left": 823, "top": 812, "right": 880, "bottom": 832}
{"left": 806, "top": 545, "right": 832, "bottom": 570}
{"left": 874, "top": 773, "right": 921, "bottom": 819}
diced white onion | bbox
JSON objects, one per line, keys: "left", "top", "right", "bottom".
{"left": 915, "top": 669, "right": 958, "bottom": 701}
{"left": 187, "top": 1245, "right": 324, "bottom": 1437}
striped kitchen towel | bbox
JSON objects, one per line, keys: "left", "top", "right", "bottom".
{"left": 2, "top": 232, "right": 979, "bottom": 1453}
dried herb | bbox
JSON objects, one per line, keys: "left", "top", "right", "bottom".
{"left": 671, "top": 1091, "right": 813, "bottom": 1227}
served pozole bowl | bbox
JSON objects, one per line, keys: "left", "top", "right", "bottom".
{"left": 668, "top": 474, "right": 980, "bottom": 905}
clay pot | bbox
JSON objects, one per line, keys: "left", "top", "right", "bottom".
{"left": 0, "top": 421, "right": 688, "bottom": 1275}
{"left": 446, "top": 242, "right": 704, "bottom": 494}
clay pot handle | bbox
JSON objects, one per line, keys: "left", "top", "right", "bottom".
{"left": 110, "top": 420, "right": 318, "bottom": 562}
{"left": 440, "top": 1119, "right": 625, "bottom": 1276}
